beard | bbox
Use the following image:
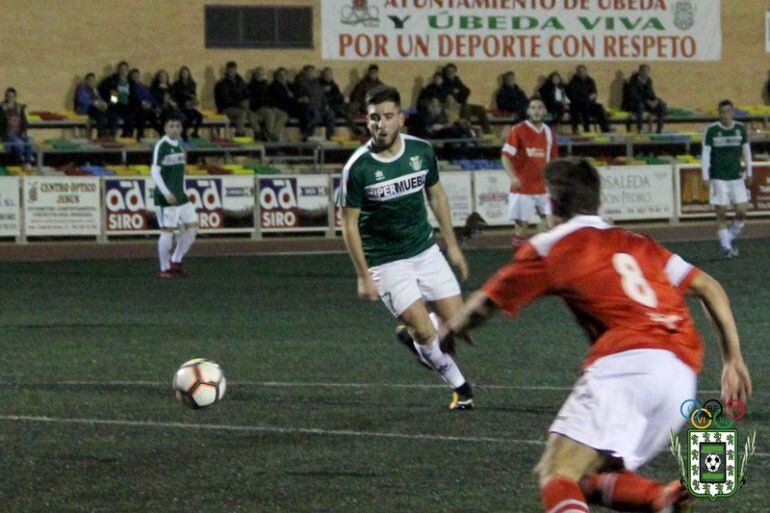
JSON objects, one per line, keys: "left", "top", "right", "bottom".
{"left": 370, "top": 130, "right": 399, "bottom": 153}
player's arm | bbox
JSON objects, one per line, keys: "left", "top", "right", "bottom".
{"left": 439, "top": 289, "right": 498, "bottom": 353}
{"left": 687, "top": 271, "right": 751, "bottom": 402}
{"left": 741, "top": 127, "right": 752, "bottom": 183}
{"left": 501, "top": 132, "right": 521, "bottom": 189}
{"left": 151, "top": 145, "right": 176, "bottom": 205}
{"left": 342, "top": 207, "right": 377, "bottom": 302}
{"left": 426, "top": 181, "right": 468, "bottom": 281}
{"left": 701, "top": 128, "right": 711, "bottom": 182}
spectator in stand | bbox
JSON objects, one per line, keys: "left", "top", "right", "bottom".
{"left": 214, "top": 61, "right": 249, "bottom": 137}
{"left": 75, "top": 72, "right": 117, "bottom": 138}
{"left": 566, "top": 65, "right": 610, "bottom": 134}
{"left": 248, "top": 67, "right": 288, "bottom": 141}
{"left": 538, "top": 72, "right": 570, "bottom": 130}
{"left": 417, "top": 73, "right": 445, "bottom": 112}
{"left": 320, "top": 67, "right": 363, "bottom": 137}
{"left": 440, "top": 63, "right": 491, "bottom": 134}
{"left": 496, "top": 71, "right": 528, "bottom": 122}
{"left": 624, "top": 64, "right": 667, "bottom": 133}
{"left": 98, "top": 60, "right": 132, "bottom": 136}
{"left": 349, "top": 64, "right": 384, "bottom": 114}
{"left": 407, "top": 96, "right": 474, "bottom": 140}
{"left": 128, "top": 69, "right": 161, "bottom": 141}
{"left": 0, "top": 88, "right": 34, "bottom": 169}
{"left": 269, "top": 67, "right": 302, "bottom": 126}
{"left": 293, "top": 65, "right": 336, "bottom": 140}
{"left": 171, "top": 66, "right": 203, "bottom": 140}
{"left": 151, "top": 70, "right": 181, "bottom": 123}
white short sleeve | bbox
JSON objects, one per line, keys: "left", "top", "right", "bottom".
{"left": 664, "top": 254, "right": 694, "bottom": 287}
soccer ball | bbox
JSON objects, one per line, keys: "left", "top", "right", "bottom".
{"left": 704, "top": 453, "right": 721, "bottom": 472}
{"left": 173, "top": 358, "right": 226, "bottom": 409}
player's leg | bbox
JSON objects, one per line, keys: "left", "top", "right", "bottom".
{"left": 509, "top": 193, "right": 535, "bottom": 246}
{"left": 170, "top": 203, "right": 199, "bottom": 275}
{"left": 157, "top": 205, "right": 178, "bottom": 278}
{"left": 535, "top": 194, "right": 557, "bottom": 230}
{"left": 534, "top": 434, "right": 602, "bottom": 513}
{"left": 728, "top": 179, "right": 749, "bottom": 255}
{"left": 710, "top": 180, "right": 732, "bottom": 257}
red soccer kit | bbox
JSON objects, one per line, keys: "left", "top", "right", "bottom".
{"left": 483, "top": 216, "right": 704, "bottom": 373}
{"left": 502, "top": 120, "right": 559, "bottom": 195}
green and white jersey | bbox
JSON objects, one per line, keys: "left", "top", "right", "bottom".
{"left": 152, "top": 135, "right": 188, "bottom": 207}
{"left": 703, "top": 122, "right": 748, "bottom": 180}
{"left": 342, "top": 133, "right": 439, "bottom": 266}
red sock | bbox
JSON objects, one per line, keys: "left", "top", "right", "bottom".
{"left": 541, "top": 476, "right": 589, "bottom": 513}
{"left": 580, "top": 471, "right": 662, "bottom": 511}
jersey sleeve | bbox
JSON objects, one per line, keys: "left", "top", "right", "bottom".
{"left": 502, "top": 127, "right": 518, "bottom": 160}
{"left": 342, "top": 164, "right": 364, "bottom": 208}
{"left": 550, "top": 128, "right": 559, "bottom": 159}
{"left": 739, "top": 124, "right": 748, "bottom": 145}
{"left": 656, "top": 243, "right": 701, "bottom": 293}
{"left": 425, "top": 146, "right": 439, "bottom": 187}
{"left": 482, "top": 244, "right": 551, "bottom": 317}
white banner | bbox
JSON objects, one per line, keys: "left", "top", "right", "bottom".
{"left": 0, "top": 177, "right": 20, "bottom": 237}
{"left": 427, "top": 172, "right": 473, "bottom": 227}
{"left": 322, "top": 0, "right": 721, "bottom": 61}
{"left": 472, "top": 170, "right": 511, "bottom": 226}
{"left": 766, "top": 8, "right": 770, "bottom": 52}
{"left": 106, "top": 176, "right": 256, "bottom": 234}
{"left": 599, "top": 165, "right": 674, "bottom": 221}
{"left": 24, "top": 177, "right": 101, "bottom": 236}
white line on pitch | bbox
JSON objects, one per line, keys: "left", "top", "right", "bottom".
{"left": 0, "top": 380, "right": 733, "bottom": 396}
{"left": 0, "top": 415, "right": 544, "bottom": 446}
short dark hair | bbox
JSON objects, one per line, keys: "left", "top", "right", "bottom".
{"left": 545, "top": 158, "right": 601, "bottom": 218}
{"left": 444, "top": 63, "right": 457, "bottom": 72}
{"left": 5, "top": 87, "right": 16, "bottom": 96}
{"left": 163, "top": 111, "right": 184, "bottom": 125}
{"left": 367, "top": 64, "right": 379, "bottom": 72}
{"left": 718, "top": 99, "right": 734, "bottom": 109}
{"left": 226, "top": 61, "right": 238, "bottom": 69}
{"left": 528, "top": 96, "right": 545, "bottom": 107}
{"left": 366, "top": 85, "right": 400, "bottom": 108}
{"left": 117, "top": 61, "right": 129, "bottom": 68}
{"left": 84, "top": 72, "right": 95, "bottom": 80}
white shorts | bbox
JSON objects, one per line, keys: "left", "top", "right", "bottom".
{"left": 710, "top": 179, "right": 749, "bottom": 206}
{"left": 157, "top": 202, "right": 198, "bottom": 229}
{"left": 508, "top": 193, "right": 552, "bottom": 221}
{"left": 368, "top": 244, "right": 461, "bottom": 317}
{"left": 548, "top": 348, "right": 697, "bottom": 471}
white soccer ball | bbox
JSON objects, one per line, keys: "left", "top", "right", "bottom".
{"left": 173, "top": 358, "right": 227, "bottom": 409}
{"left": 705, "top": 453, "right": 721, "bottom": 472}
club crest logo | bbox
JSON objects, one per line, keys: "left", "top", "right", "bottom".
{"left": 340, "top": 0, "right": 379, "bottom": 27}
{"left": 374, "top": 170, "right": 384, "bottom": 181}
{"left": 673, "top": 0, "right": 695, "bottom": 31}
{"left": 410, "top": 155, "right": 423, "bottom": 172}
{"left": 670, "top": 399, "right": 756, "bottom": 502}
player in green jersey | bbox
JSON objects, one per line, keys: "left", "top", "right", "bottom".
{"left": 341, "top": 86, "right": 474, "bottom": 410}
{"left": 702, "top": 100, "right": 753, "bottom": 258}
{"left": 151, "top": 112, "right": 198, "bottom": 278}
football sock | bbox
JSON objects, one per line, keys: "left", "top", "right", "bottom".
{"left": 158, "top": 232, "right": 173, "bottom": 271}
{"left": 541, "top": 476, "right": 589, "bottom": 513}
{"left": 171, "top": 227, "right": 197, "bottom": 264}
{"left": 414, "top": 335, "right": 466, "bottom": 389}
{"left": 729, "top": 220, "right": 745, "bottom": 241}
{"left": 580, "top": 471, "right": 662, "bottom": 511}
{"left": 718, "top": 228, "right": 732, "bottom": 250}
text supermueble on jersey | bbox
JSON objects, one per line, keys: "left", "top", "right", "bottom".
{"left": 364, "top": 170, "right": 427, "bottom": 201}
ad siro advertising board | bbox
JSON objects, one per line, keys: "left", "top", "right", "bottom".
{"left": 259, "top": 175, "right": 330, "bottom": 232}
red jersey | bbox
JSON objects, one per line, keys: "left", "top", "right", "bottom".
{"left": 502, "top": 120, "right": 559, "bottom": 195}
{"left": 483, "top": 215, "right": 704, "bottom": 373}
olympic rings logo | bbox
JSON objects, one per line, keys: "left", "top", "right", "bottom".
{"left": 680, "top": 398, "right": 746, "bottom": 429}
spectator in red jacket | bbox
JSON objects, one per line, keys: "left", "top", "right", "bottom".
{"left": 0, "top": 88, "right": 35, "bottom": 169}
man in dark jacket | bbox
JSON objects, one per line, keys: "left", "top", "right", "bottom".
{"left": 320, "top": 67, "right": 362, "bottom": 137}
{"left": 98, "top": 61, "right": 132, "bottom": 136}
{"left": 214, "top": 61, "right": 249, "bottom": 136}
{"left": 566, "top": 65, "right": 610, "bottom": 133}
{"left": 248, "top": 67, "right": 287, "bottom": 141}
{"left": 349, "top": 64, "right": 384, "bottom": 114}
{"left": 441, "top": 63, "right": 490, "bottom": 133}
{"left": 75, "top": 73, "right": 118, "bottom": 138}
{"left": 0, "top": 88, "right": 34, "bottom": 168}
{"left": 128, "top": 69, "right": 161, "bottom": 140}
{"left": 417, "top": 73, "right": 445, "bottom": 111}
{"left": 495, "top": 71, "right": 528, "bottom": 121}
{"left": 624, "top": 64, "right": 667, "bottom": 133}
{"left": 293, "top": 65, "right": 335, "bottom": 140}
